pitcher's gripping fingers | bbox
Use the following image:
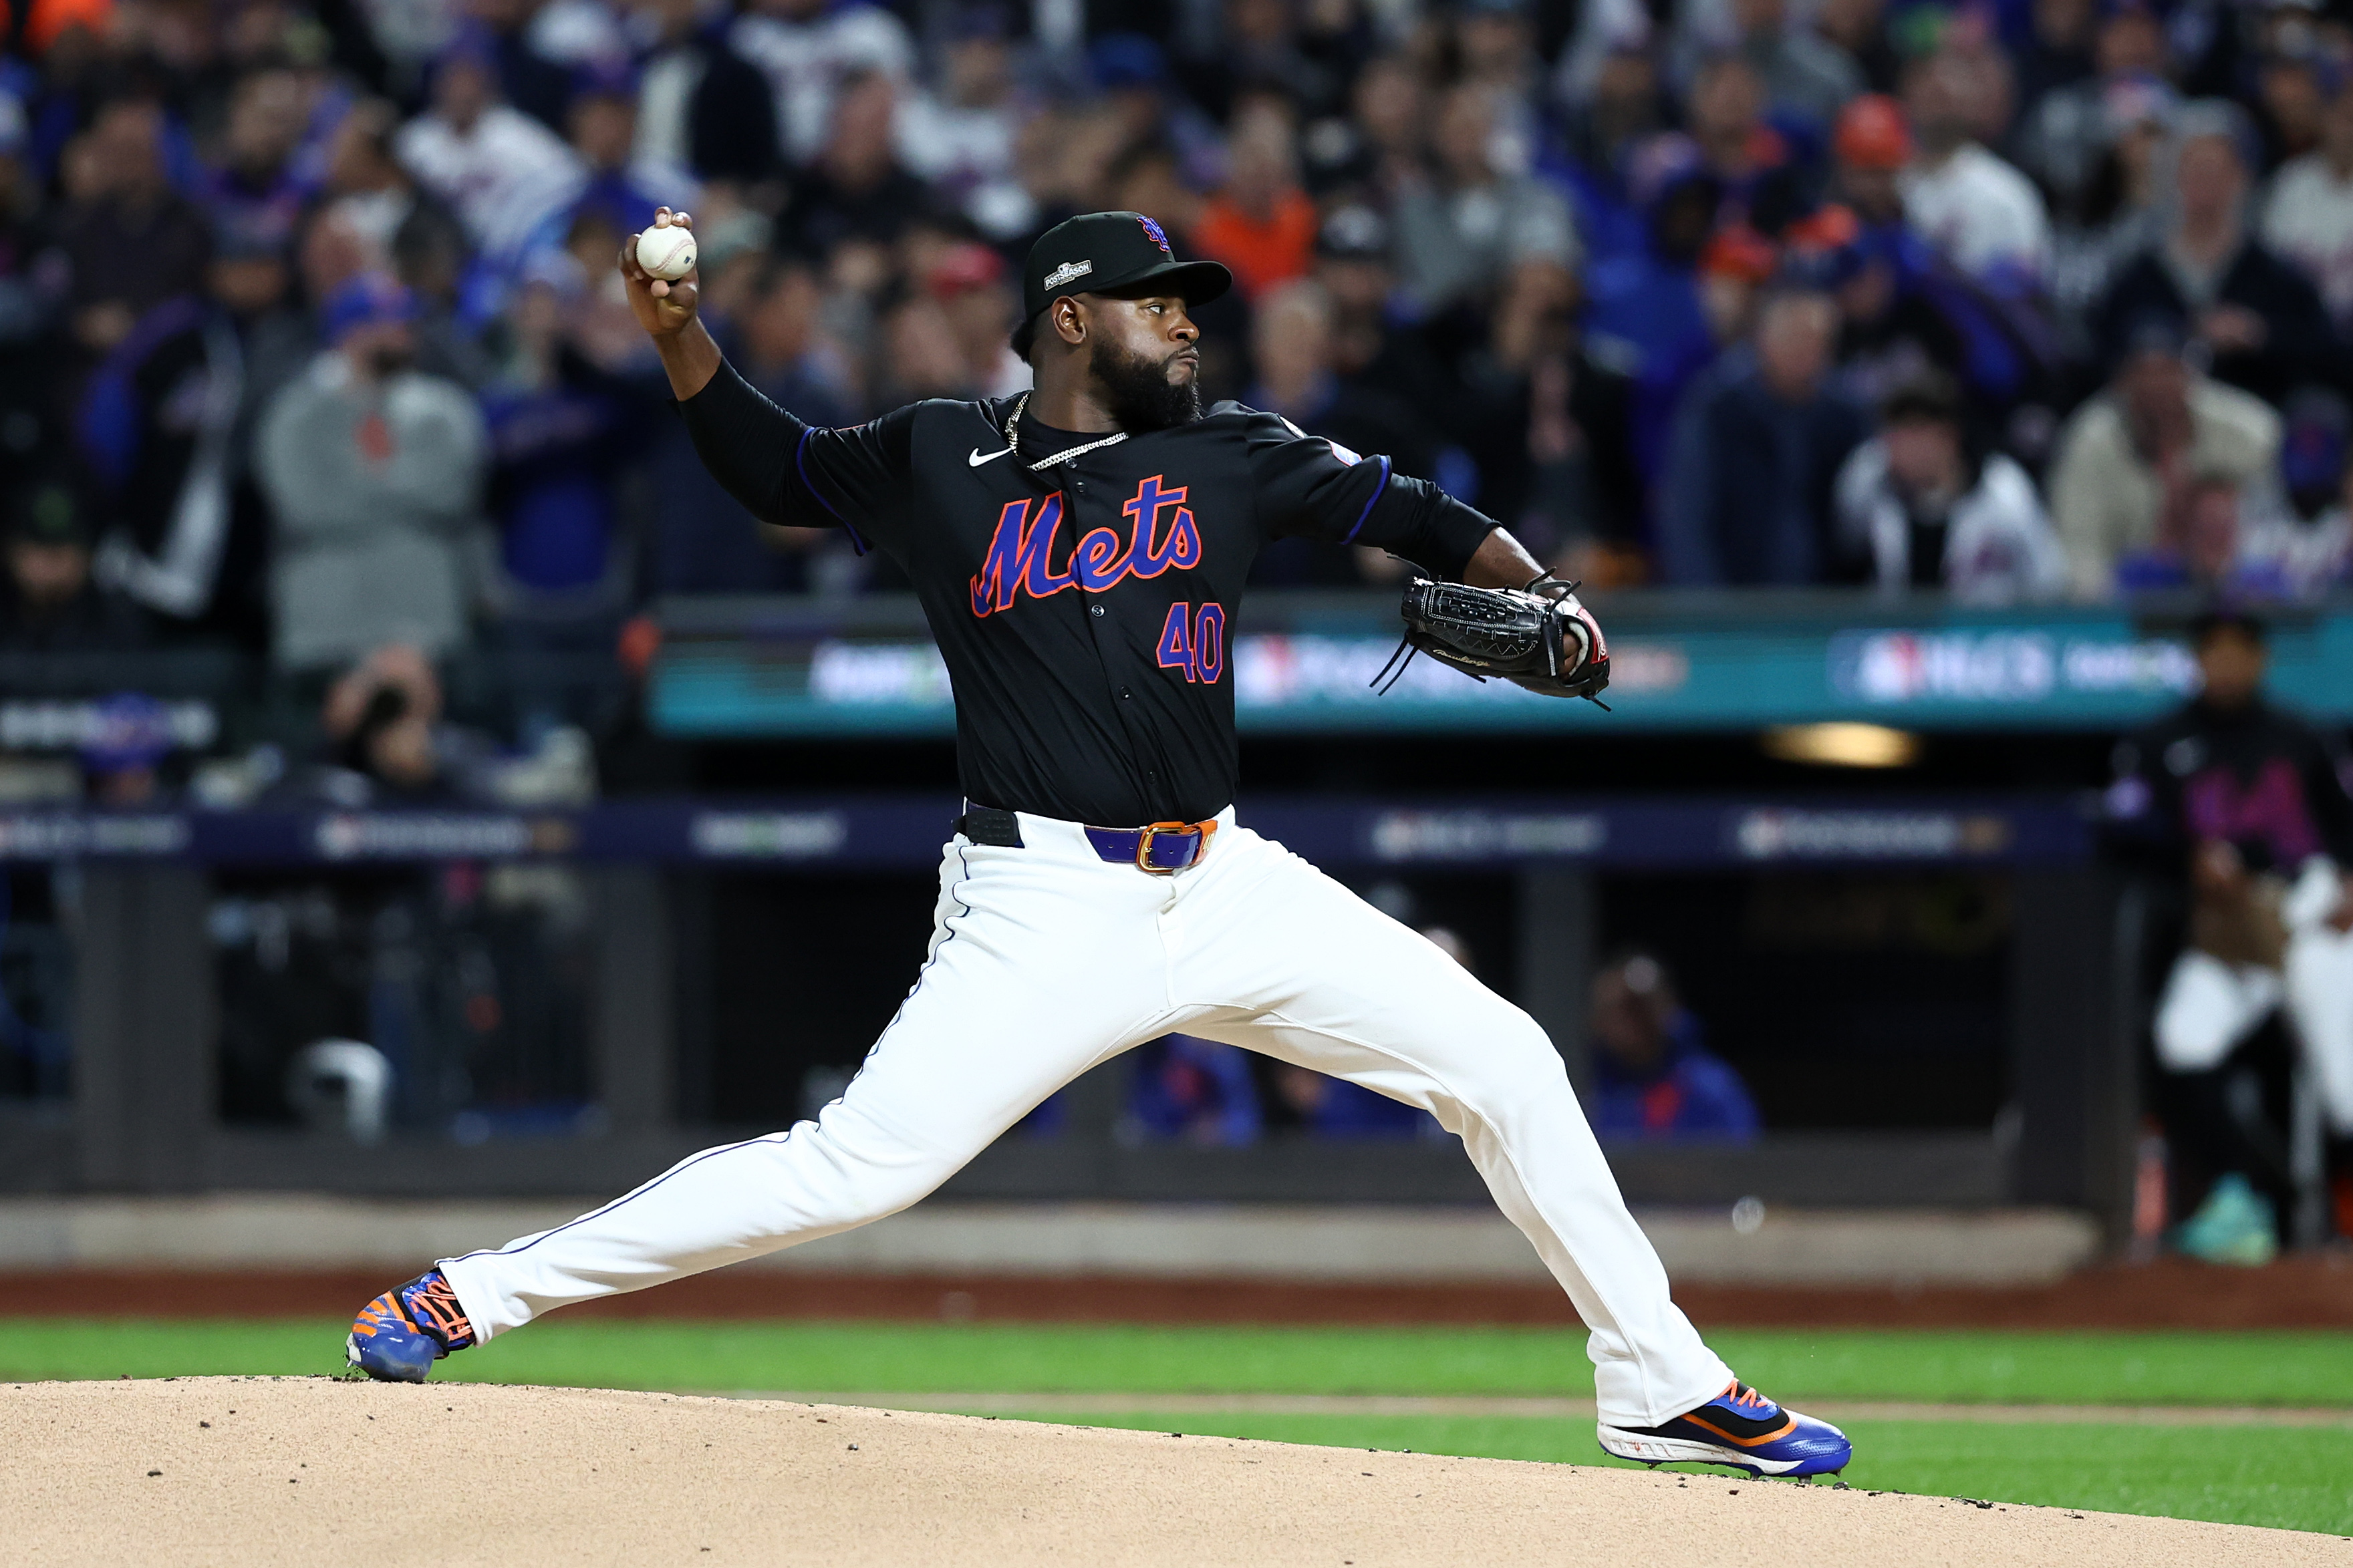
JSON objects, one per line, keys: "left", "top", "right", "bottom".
{"left": 618, "top": 208, "right": 698, "bottom": 333}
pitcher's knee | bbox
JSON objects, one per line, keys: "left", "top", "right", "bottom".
{"left": 763, "top": 1113, "right": 972, "bottom": 1227}
{"left": 1456, "top": 1007, "right": 1573, "bottom": 1101}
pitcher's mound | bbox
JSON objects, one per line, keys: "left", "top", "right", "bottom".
{"left": 1, "top": 1377, "right": 2337, "bottom": 1567}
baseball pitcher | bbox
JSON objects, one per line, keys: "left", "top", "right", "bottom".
{"left": 346, "top": 209, "right": 1850, "bottom": 1478}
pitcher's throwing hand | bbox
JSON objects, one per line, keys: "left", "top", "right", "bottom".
{"left": 617, "top": 208, "right": 698, "bottom": 332}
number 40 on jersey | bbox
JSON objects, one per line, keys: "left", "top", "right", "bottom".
{"left": 1157, "top": 601, "right": 1227, "bottom": 684}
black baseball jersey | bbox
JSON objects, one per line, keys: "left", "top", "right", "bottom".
{"left": 680, "top": 361, "right": 1497, "bottom": 824}
{"left": 2108, "top": 696, "right": 2353, "bottom": 875}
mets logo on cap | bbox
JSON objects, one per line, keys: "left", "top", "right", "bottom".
{"left": 1137, "top": 215, "right": 1172, "bottom": 256}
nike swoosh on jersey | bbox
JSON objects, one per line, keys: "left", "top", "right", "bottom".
{"left": 968, "top": 446, "right": 1014, "bottom": 467}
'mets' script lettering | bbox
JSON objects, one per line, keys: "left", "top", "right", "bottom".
{"left": 969, "top": 475, "right": 1204, "bottom": 617}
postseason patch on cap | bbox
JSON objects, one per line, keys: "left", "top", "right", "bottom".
{"left": 1137, "top": 215, "right": 1172, "bottom": 255}
{"left": 1043, "top": 259, "right": 1093, "bottom": 290}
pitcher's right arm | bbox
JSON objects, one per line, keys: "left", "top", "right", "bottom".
{"left": 622, "top": 210, "right": 911, "bottom": 554}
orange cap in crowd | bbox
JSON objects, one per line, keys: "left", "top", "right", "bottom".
{"left": 1784, "top": 203, "right": 1862, "bottom": 255}
{"left": 0, "top": 0, "right": 112, "bottom": 54}
{"left": 1834, "top": 94, "right": 1913, "bottom": 170}
{"left": 1699, "top": 224, "right": 1780, "bottom": 284}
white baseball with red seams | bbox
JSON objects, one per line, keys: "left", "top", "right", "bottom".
{"left": 434, "top": 806, "right": 1738, "bottom": 1430}
{"left": 634, "top": 224, "right": 697, "bottom": 281}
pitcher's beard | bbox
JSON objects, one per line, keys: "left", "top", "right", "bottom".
{"left": 1092, "top": 339, "right": 1202, "bottom": 430}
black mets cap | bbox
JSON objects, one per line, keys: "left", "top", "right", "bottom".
{"left": 1020, "top": 211, "right": 1232, "bottom": 323}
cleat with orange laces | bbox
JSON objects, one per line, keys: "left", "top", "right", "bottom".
{"left": 345, "top": 1270, "right": 476, "bottom": 1383}
{"left": 1597, "top": 1380, "right": 1852, "bottom": 1477}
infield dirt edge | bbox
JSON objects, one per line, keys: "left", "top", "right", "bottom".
{"left": 3, "top": 1377, "right": 2345, "bottom": 1567}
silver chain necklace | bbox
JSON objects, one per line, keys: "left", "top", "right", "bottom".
{"left": 1002, "top": 393, "right": 1129, "bottom": 472}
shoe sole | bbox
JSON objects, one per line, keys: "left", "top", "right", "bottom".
{"left": 345, "top": 1331, "right": 434, "bottom": 1384}
{"left": 1595, "top": 1424, "right": 1843, "bottom": 1478}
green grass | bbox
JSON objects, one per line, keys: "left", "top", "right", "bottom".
{"left": 3, "top": 1319, "right": 2349, "bottom": 1408}
{"left": 999, "top": 1412, "right": 2353, "bottom": 1536}
{"left": 5, "top": 1319, "right": 2350, "bottom": 1535}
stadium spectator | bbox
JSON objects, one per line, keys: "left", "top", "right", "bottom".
{"left": 0, "top": 85, "right": 61, "bottom": 486}
{"left": 202, "top": 66, "right": 315, "bottom": 257}
{"left": 1683, "top": 53, "right": 1807, "bottom": 234}
{"left": 1, "top": 0, "right": 2349, "bottom": 630}
{"left": 0, "top": 476, "right": 146, "bottom": 653}
{"left": 1460, "top": 258, "right": 1645, "bottom": 577}
{"left": 307, "top": 642, "right": 500, "bottom": 806}
{"left": 2013, "top": 0, "right": 2169, "bottom": 233}
{"left": 926, "top": 241, "right": 1028, "bottom": 400}
{"left": 2046, "top": 320, "right": 2281, "bottom": 597}
{"left": 73, "top": 225, "right": 262, "bottom": 638}
{"left": 1660, "top": 283, "right": 1871, "bottom": 585}
{"left": 479, "top": 266, "right": 649, "bottom": 631}
{"left": 774, "top": 68, "right": 929, "bottom": 269}
{"left": 319, "top": 98, "right": 420, "bottom": 270}
{"left": 256, "top": 273, "right": 487, "bottom": 670}
{"left": 1557, "top": 40, "right": 1670, "bottom": 257}
{"left": 1580, "top": 148, "right": 1740, "bottom": 502}
{"left": 2011, "top": 0, "right": 2098, "bottom": 116}
{"left": 1586, "top": 950, "right": 1760, "bottom": 1142}
{"left": 2106, "top": 612, "right": 2353, "bottom": 1261}
{"left": 394, "top": 31, "right": 581, "bottom": 265}
{"left": 1392, "top": 82, "right": 1579, "bottom": 316}
{"left": 1250, "top": 278, "right": 1427, "bottom": 481}
{"left": 731, "top": 0, "right": 914, "bottom": 170}
{"left": 1832, "top": 373, "right": 2065, "bottom": 602}
{"left": 2108, "top": 472, "right": 2273, "bottom": 596}
{"left": 80, "top": 210, "right": 309, "bottom": 650}
{"left": 1128, "top": 1033, "right": 1263, "bottom": 1144}
{"left": 649, "top": 258, "right": 851, "bottom": 595}
{"left": 629, "top": 0, "right": 781, "bottom": 190}
{"left": 1310, "top": 206, "right": 1456, "bottom": 450}
{"left": 557, "top": 59, "right": 692, "bottom": 247}
{"left": 894, "top": 11, "right": 1026, "bottom": 239}
{"left": 2260, "top": 76, "right": 2353, "bottom": 336}
{"left": 2095, "top": 102, "right": 2339, "bottom": 410}
{"left": 1246, "top": 277, "right": 1427, "bottom": 585}
{"left": 1901, "top": 48, "right": 2052, "bottom": 292}
{"left": 58, "top": 98, "right": 211, "bottom": 359}
{"left": 2042, "top": 73, "right": 2176, "bottom": 329}
{"left": 2236, "top": 388, "right": 2353, "bottom": 600}
{"left": 1193, "top": 97, "right": 1318, "bottom": 302}
{"left": 458, "top": 0, "right": 575, "bottom": 135}
{"left": 1814, "top": 0, "right": 1901, "bottom": 96}
{"left": 1705, "top": 0, "right": 1862, "bottom": 129}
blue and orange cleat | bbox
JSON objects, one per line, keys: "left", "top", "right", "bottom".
{"left": 346, "top": 1269, "right": 476, "bottom": 1383}
{"left": 1597, "top": 1380, "right": 1852, "bottom": 1478}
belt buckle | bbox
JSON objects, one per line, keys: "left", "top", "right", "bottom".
{"left": 1135, "top": 820, "right": 1195, "bottom": 874}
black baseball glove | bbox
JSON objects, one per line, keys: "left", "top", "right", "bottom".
{"left": 1379, "top": 576, "right": 1611, "bottom": 703}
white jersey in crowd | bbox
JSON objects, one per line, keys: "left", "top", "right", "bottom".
{"left": 731, "top": 4, "right": 915, "bottom": 166}
{"left": 1833, "top": 442, "right": 2067, "bottom": 605}
{"left": 1901, "top": 143, "right": 2053, "bottom": 287}
{"left": 394, "top": 104, "right": 583, "bottom": 263}
{"left": 2260, "top": 154, "right": 2353, "bottom": 328}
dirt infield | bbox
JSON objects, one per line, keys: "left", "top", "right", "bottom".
{"left": 3, "top": 1378, "right": 2342, "bottom": 1568}
{"left": 4, "top": 1253, "right": 2351, "bottom": 1327}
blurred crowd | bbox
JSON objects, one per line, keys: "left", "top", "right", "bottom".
{"left": 1121, "top": 933, "right": 1760, "bottom": 1144}
{"left": 5, "top": 0, "right": 2353, "bottom": 685}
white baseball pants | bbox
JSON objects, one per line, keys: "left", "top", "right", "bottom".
{"left": 2154, "top": 857, "right": 2353, "bottom": 1136}
{"left": 438, "top": 809, "right": 1734, "bottom": 1427}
